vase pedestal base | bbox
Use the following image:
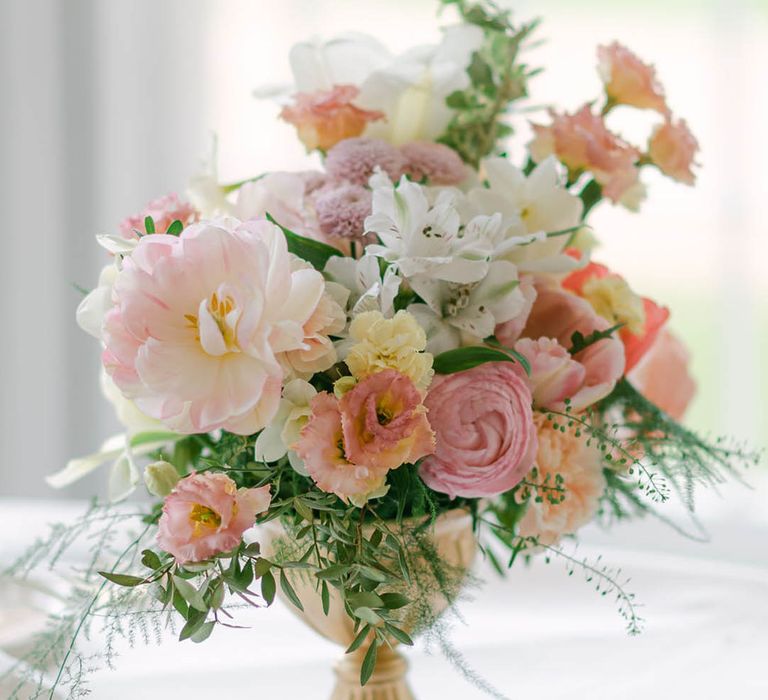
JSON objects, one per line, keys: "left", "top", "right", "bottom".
{"left": 331, "top": 646, "right": 415, "bottom": 700}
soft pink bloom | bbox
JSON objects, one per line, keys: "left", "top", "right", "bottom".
{"left": 628, "top": 330, "right": 696, "bottom": 421}
{"left": 340, "top": 370, "right": 435, "bottom": 471}
{"left": 518, "top": 415, "right": 605, "bottom": 545}
{"left": 295, "top": 392, "right": 388, "bottom": 501}
{"left": 119, "top": 193, "right": 197, "bottom": 240}
{"left": 157, "top": 472, "right": 271, "bottom": 564}
{"left": 325, "top": 137, "right": 406, "bottom": 186}
{"left": 419, "top": 362, "right": 538, "bottom": 499}
{"left": 514, "top": 337, "right": 586, "bottom": 410}
{"left": 102, "top": 217, "right": 328, "bottom": 434}
{"left": 648, "top": 119, "right": 699, "bottom": 185}
{"left": 313, "top": 182, "right": 372, "bottom": 240}
{"left": 494, "top": 275, "right": 537, "bottom": 347}
{"left": 518, "top": 280, "right": 625, "bottom": 410}
{"left": 529, "top": 105, "right": 641, "bottom": 203}
{"left": 597, "top": 42, "right": 668, "bottom": 113}
{"left": 401, "top": 141, "right": 467, "bottom": 185}
{"left": 280, "top": 84, "right": 385, "bottom": 152}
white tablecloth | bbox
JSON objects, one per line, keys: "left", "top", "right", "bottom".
{"left": 2, "top": 474, "right": 767, "bottom": 699}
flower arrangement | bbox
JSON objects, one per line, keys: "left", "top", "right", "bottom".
{"left": 6, "top": 1, "right": 761, "bottom": 698}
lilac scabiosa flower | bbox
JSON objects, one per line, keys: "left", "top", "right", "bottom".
{"left": 324, "top": 137, "right": 406, "bottom": 186}
{"left": 314, "top": 183, "right": 372, "bottom": 240}
{"left": 401, "top": 141, "right": 467, "bottom": 185}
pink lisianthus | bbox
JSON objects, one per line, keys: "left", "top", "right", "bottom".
{"left": 119, "top": 193, "right": 198, "bottom": 240}
{"left": 102, "top": 217, "right": 329, "bottom": 434}
{"left": 628, "top": 330, "right": 696, "bottom": 421}
{"left": 157, "top": 472, "right": 271, "bottom": 564}
{"left": 648, "top": 118, "right": 699, "bottom": 185}
{"left": 280, "top": 85, "right": 385, "bottom": 152}
{"left": 340, "top": 370, "right": 435, "bottom": 471}
{"left": 529, "top": 105, "right": 641, "bottom": 203}
{"left": 518, "top": 415, "right": 606, "bottom": 545}
{"left": 514, "top": 337, "right": 586, "bottom": 410}
{"left": 418, "top": 362, "right": 537, "bottom": 499}
{"left": 597, "top": 42, "right": 668, "bottom": 114}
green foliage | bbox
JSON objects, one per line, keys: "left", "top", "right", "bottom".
{"left": 266, "top": 213, "right": 342, "bottom": 270}
{"left": 433, "top": 344, "right": 530, "bottom": 375}
{"left": 438, "top": 0, "right": 540, "bottom": 166}
{"left": 569, "top": 323, "right": 624, "bottom": 355}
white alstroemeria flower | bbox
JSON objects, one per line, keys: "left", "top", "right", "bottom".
{"left": 288, "top": 25, "right": 483, "bottom": 145}
{"left": 365, "top": 172, "right": 502, "bottom": 286}
{"left": 324, "top": 254, "right": 400, "bottom": 319}
{"left": 407, "top": 259, "right": 525, "bottom": 353}
{"left": 76, "top": 263, "right": 118, "bottom": 340}
{"left": 467, "top": 156, "right": 585, "bottom": 273}
{"left": 254, "top": 379, "right": 317, "bottom": 476}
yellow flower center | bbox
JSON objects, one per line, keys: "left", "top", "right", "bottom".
{"left": 185, "top": 291, "right": 241, "bottom": 355}
{"left": 189, "top": 503, "right": 222, "bottom": 537}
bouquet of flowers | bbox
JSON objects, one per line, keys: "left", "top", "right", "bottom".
{"left": 6, "top": 1, "right": 760, "bottom": 698}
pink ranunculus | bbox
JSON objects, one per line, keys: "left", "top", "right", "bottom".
{"left": 648, "top": 118, "right": 699, "bottom": 185}
{"left": 340, "top": 369, "right": 435, "bottom": 471}
{"left": 119, "top": 193, "right": 198, "bottom": 240}
{"left": 294, "top": 392, "right": 388, "bottom": 502}
{"left": 102, "top": 217, "right": 328, "bottom": 435}
{"left": 418, "top": 362, "right": 538, "bottom": 499}
{"left": 157, "top": 472, "right": 271, "bottom": 564}
{"left": 280, "top": 84, "right": 385, "bottom": 152}
{"left": 494, "top": 275, "right": 537, "bottom": 347}
{"left": 628, "top": 330, "right": 696, "bottom": 421}
{"left": 597, "top": 42, "right": 668, "bottom": 114}
{"left": 514, "top": 337, "right": 586, "bottom": 410}
{"left": 529, "top": 105, "right": 641, "bottom": 203}
{"left": 520, "top": 280, "right": 625, "bottom": 410}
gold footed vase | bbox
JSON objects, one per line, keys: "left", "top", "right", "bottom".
{"left": 261, "top": 509, "right": 477, "bottom": 700}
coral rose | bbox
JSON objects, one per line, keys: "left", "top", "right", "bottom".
{"left": 597, "top": 42, "right": 668, "bottom": 113}
{"left": 418, "top": 362, "right": 538, "bottom": 499}
{"left": 157, "top": 472, "right": 271, "bottom": 564}
{"left": 102, "top": 217, "right": 329, "bottom": 434}
{"left": 648, "top": 118, "right": 699, "bottom": 185}
{"left": 281, "top": 85, "right": 385, "bottom": 152}
{"left": 628, "top": 330, "right": 696, "bottom": 421}
{"left": 518, "top": 415, "right": 606, "bottom": 545}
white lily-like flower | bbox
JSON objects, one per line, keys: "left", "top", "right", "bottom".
{"left": 324, "top": 254, "right": 400, "bottom": 319}
{"left": 186, "top": 135, "right": 234, "bottom": 218}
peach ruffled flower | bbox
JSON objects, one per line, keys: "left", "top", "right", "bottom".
{"left": 280, "top": 85, "right": 385, "bottom": 152}
{"left": 119, "top": 193, "right": 198, "bottom": 240}
{"left": 648, "top": 118, "right": 699, "bottom": 185}
{"left": 102, "top": 217, "right": 329, "bottom": 435}
{"left": 529, "top": 105, "right": 641, "bottom": 204}
{"left": 597, "top": 42, "right": 668, "bottom": 114}
{"left": 340, "top": 369, "right": 435, "bottom": 471}
{"left": 418, "top": 362, "right": 538, "bottom": 499}
{"left": 518, "top": 415, "right": 606, "bottom": 546}
{"left": 157, "top": 472, "right": 271, "bottom": 564}
{"left": 628, "top": 330, "right": 696, "bottom": 420}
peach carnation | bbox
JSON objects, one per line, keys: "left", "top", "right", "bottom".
{"left": 280, "top": 84, "right": 384, "bottom": 152}
{"left": 597, "top": 42, "right": 668, "bottom": 114}
{"left": 119, "top": 193, "right": 197, "bottom": 240}
{"left": 648, "top": 118, "right": 699, "bottom": 185}
{"left": 518, "top": 416, "right": 606, "bottom": 545}
{"left": 157, "top": 472, "right": 271, "bottom": 564}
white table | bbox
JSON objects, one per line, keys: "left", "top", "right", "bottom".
{"left": 2, "top": 473, "right": 767, "bottom": 699}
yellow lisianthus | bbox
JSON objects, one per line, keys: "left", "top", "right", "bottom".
{"left": 345, "top": 310, "right": 434, "bottom": 391}
{"left": 581, "top": 275, "right": 646, "bottom": 334}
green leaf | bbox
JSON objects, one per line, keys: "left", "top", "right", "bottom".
{"left": 210, "top": 581, "right": 225, "bottom": 610}
{"left": 353, "top": 607, "right": 381, "bottom": 626}
{"left": 569, "top": 324, "right": 624, "bottom": 355}
{"left": 243, "top": 542, "right": 261, "bottom": 557}
{"left": 141, "top": 549, "right": 162, "bottom": 571}
{"left": 356, "top": 565, "right": 389, "bottom": 583}
{"left": 347, "top": 591, "right": 384, "bottom": 610}
{"left": 253, "top": 557, "right": 273, "bottom": 577}
{"left": 316, "top": 564, "right": 348, "bottom": 580}
{"left": 445, "top": 90, "right": 471, "bottom": 109}
{"left": 384, "top": 623, "right": 414, "bottom": 646}
{"left": 432, "top": 345, "right": 530, "bottom": 376}
{"left": 144, "top": 215, "right": 155, "bottom": 234}
{"left": 321, "top": 581, "right": 330, "bottom": 616}
{"left": 166, "top": 219, "right": 184, "bottom": 236}
{"left": 178, "top": 609, "right": 207, "bottom": 641}
{"left": 467, "top": 52, "right": 494, "bottom": 92}
{"left": 346, "top": 624, "right": 371, "bottom": 654}
{"left": 172, "top": 575, "right": 208, "bottom": 612}
{"left": 280, "top": 570, "right": 304, "bottom": 611}
{"left": 294, "top": 499, "right": 314, "bottom": 522}
{"left": 233, "top": 559, "right": 254, "bottom": 591}
{"left": 360, "top": 639, "right": 378, "bottom": 686}
{"left": 261, "top": 570, "right": 276, "bottom": 605}
{"left": 379, "top": 592, "right": 409, "bottom": 610}
{"left": 267, "top": 213, "right": 342, "bottom": 270}
{"left": 129, "top": 430, "right": 179, "bottom": 448}
{"left": 98, "top": 572, "right": 146, "bottom": 587}
{"left": 189, "top": 621, "right": 215, "bottom": 643}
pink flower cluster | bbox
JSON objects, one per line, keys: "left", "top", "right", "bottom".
{"left": 119, "top": 193, "right": 197, "bottom": 239}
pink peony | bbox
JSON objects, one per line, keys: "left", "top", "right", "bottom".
{"left": 518, "top": 415, "right": 605, "bottom": 545}
{"left": 529, "top": 105, "right": 641, "bottom": 203}
{"left": 119, "top": 193, "right": 197, "bottom": 240}
{"left": 514, "top": 337, "right": 586, "bottom": 411}
{"left": 313, "top": 182, "right": 372, "bottom": 240}
{"left": 648, "top": 118, "right": 699, "bottom": 185}
{"left": 418, "top": 362, "right": 538, "bottom": 499}
{"left": 280, "top": 84, "right": 385, "bottom": 152}
{"left": 597, "top": 42, "right": 668, "bottom": 113}
{"left": 400, "top": 141, "right": 467, "bottom": 185}
{"left": 340, "top": 370, "right": 435, "bottom": 471}
{"left": 102, "top": 217, "right": 328, "bottom": 434}
{"left": 517, "top": 280, "right": 626, "bottom": 410}
{"left": 628, "top": 330, "right": 696, "bottom": 421}
{"left": 157, "top": 472, "right": 271, "bottom": 564}
{"left": 324, "top": 137, "right": 406, "bottom": 186}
